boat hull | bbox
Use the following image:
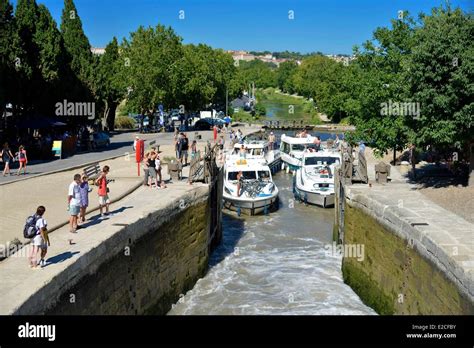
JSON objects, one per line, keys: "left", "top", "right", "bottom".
{"left": 293, "top": 184, "right": 335, "bottom": 208}
{"left": 223, "top": 193, "right": 279, "bottom": 216}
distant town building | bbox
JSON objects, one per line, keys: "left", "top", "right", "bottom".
{"left": 227, "top": 50, "right": 294, "bottom": 67}
{"left": 91, "top": 47, "right": 106, "bottom": 55}
{"left": 325, "top": 54, "right": 356, "bottom": 65}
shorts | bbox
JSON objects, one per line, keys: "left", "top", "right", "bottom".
{"left": 148, "top": 167, "right": 157, "bottom": 178}
{"left": 99, "top": 195, "right": 110, "bottom": 206}
{"left": 32, "top": 234, "right": 46, "bottom": 248}
{"left": 180, "top": 150, "right": 188, "bottom": 159}
{"left": 69, "top": 204, "right": 80, "bottom": 216}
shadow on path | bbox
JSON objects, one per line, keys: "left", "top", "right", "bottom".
{"left": 45, "top": 251, "right": 80, "bottom": 266}
{"left": 84, "top": 206, "right": 134, "bottom": 227}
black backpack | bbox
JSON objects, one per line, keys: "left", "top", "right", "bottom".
{"left": 182, "top": 137, "right": 189, "bottom": 149}
{"left": 23, "top": 214, "right": 39, "bottom": 239}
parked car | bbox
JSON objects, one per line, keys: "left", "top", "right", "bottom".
{"left": 194, "top": 118, "right": 226, "bottom": 130}
{"left": 92, "top": 132, "right": 110, "bottom": 148}
{"left": 169, "top": 109, "right": 180, "bottom": 122}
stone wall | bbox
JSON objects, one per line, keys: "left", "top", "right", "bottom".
{"left": 16, "top": 186, "right": 214, "bottom": 315}
{"left": 340, "top": 196, "right": 474, "bottom": 315}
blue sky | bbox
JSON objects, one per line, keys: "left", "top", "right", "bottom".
{"left": 12, "top": 0, "right": 472, "bottom": 54}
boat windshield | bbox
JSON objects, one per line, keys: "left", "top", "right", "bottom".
{"left": 228, "top": 171, "right": 257, "bottom": 181}
{"left": 305, "top": 157, "right": 340, "bottom": 166}
{"left": 291, "top": 144, "right": 306, "bottom": 151}
{"left": 257, "top": 170, "right": 271, "bottom": 181}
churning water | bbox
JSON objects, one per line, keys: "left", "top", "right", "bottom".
{"left": 168, "top": 165, "right": 375, "bottom": 315}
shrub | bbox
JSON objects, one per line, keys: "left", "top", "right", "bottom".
{"left": 254, "top": 104, "right": 266, "bottom": 116}
{"left": 115, "top": 116, "right": 136, "bottom": 129}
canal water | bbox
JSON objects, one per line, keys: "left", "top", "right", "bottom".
{"left": 168, "top": 171, "right": 376, "bottom": 315}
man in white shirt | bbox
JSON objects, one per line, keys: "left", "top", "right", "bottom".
{"left": 68, "top": 174, "right": 82, "bottom": 233}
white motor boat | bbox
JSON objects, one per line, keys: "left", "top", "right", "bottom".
{"left": 230, "top": 140, "right": 281, "bottom": 172}
{"left": 280, "top": 134, "right": 320, "bottom": 173}
{"left": 293, "top": 148, "right": 341, "bottom": 208}
{"left": 223, "top": 157, "right": 279, "bottom": 216}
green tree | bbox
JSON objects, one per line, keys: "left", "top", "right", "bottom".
{"left": 236, "top": 59, "right": 276, "bottom": 89}
{"left": 0, "top": 0, "right": 18, "bottom": 120}
{"left": 406, "top": 6, "right": 473, "bottom": 155}
{"left": 172, "top": 44, "right": 236, "bottom": 112}
{"left": 118, "top": 24, "right": 183, "bottom": 115}
{"left": 276, "top": 60, "right": 297, "bottom": 93}
{"left": 292, "top": 55, "right": 351, "bottom": 122}
{"left": 346, "top": 12, "right": 416, "bottom": 158}
{"left": 14, "top": 0, "right": 40, "bottom": 114}
{"left": 33, "top": 4, "right": 69, "bottom": 115}
{"left": 60, "top": 0, "right": 93, "bottom": 91}
{"left": 94, "top": 37, "right": 123, "bottom": 130}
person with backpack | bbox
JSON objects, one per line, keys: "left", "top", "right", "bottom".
{"left": 26, "top": 206, "right": 48, "bottom": 268}
{"left": 1, "top": 142, "right": 14, "bottom": 176}
{"left": 16, "top": 145, "right": 28, "bottom": 176}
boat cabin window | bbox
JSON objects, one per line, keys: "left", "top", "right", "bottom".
{"left": 228, "top": 171, "right": 257, "bottom": 181}
{"left": 280, "top": 142, "right": 290, "bottom": 154}
{"left": 305, "top": 156, "right": 340, "bottom": 166}
{"left": 257, "top": 170, "right": 271, "bottom": 181}
{"left": 253, "top": 148, "right": 263, "bottom": 156}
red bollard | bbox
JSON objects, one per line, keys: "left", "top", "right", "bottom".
{"left": 135, "top": 139, "right": 144, "bottom": 176}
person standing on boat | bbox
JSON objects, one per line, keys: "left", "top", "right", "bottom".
{"left": 236, "top": 171, "right": 243, "bottom": 197}
{"left": 239, "top": 145, "right": 247, "bottom": 158}
{"left": 268, "top": 132, "right": 276, "bottom": 150}
{"left": 313, "top": 136, "right": 321, "bottom": 151}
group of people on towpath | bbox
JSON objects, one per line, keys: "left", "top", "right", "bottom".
{"left": 142, "top": 147, "right": 167, "bottom": 189}
{"left": 25, "top": 165, "right": 112, "bottom": 269}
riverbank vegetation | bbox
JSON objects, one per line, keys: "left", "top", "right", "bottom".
{"left": 1, "top": 1, "right": 471, "bottom": 163}
{"left": 233, "top": 5, "right": 473, "bottom": 162}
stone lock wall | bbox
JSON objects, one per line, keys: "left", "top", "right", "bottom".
{"left": 341, "top": 203, "right": 474, "bottom": 315}
{"left": 43, "top": 191, "right": 212, "bottom": 315}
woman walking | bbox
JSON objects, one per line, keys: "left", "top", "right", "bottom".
{"left": 16, "top": 145, "right": 28, "bottom": 175}
{"left": 1, "top": 143, "right": 14, "bottom": 176}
